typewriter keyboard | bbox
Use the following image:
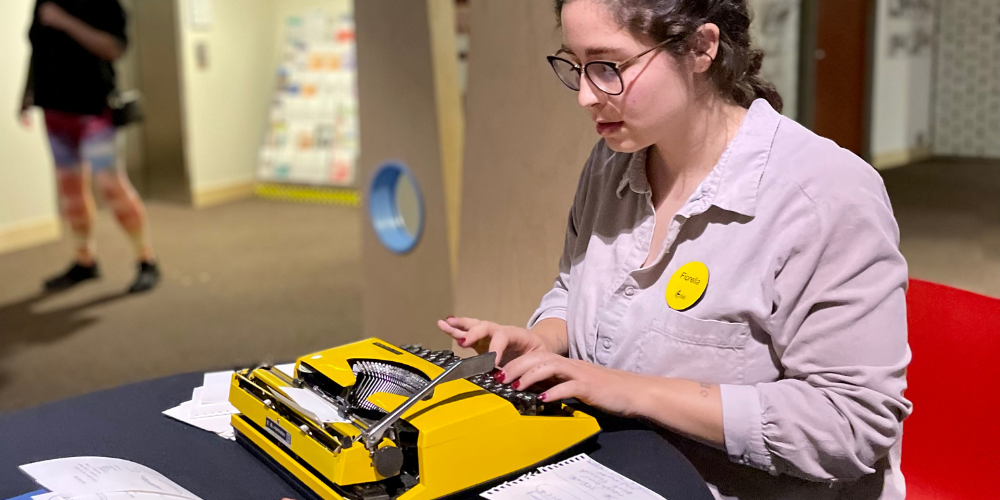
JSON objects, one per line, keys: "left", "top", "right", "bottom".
{"left": 401, "top": 345, "right": 558, "bottom": 416}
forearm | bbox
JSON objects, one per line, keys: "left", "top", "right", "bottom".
{"left": 58, "top": 16, "right": 123, "bottom": 61}
{"left": 629, "top": 375, "right": 725, "bottom": 448}
{"left": 530, "top": 318, "right": 569, "bottom": 356}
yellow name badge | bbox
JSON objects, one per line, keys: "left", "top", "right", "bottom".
{"left": 666, "top": 262, "right": 709, "bottom": 311}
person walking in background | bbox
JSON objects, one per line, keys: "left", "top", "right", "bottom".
{"left": 19, "top": 0, "right": 160, "bottom": 294}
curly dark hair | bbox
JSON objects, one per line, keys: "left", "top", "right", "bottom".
{"left": 554, "top": 0, "right": 783, "bottom": 113}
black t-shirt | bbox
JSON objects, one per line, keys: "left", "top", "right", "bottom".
{"left": 29, "top": 0, "right": 128, "bottom": 115}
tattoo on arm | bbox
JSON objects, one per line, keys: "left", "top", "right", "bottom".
{"left": 699, "top": 382, "right": 712, "bottom": 398}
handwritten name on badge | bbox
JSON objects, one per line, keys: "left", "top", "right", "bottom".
{"left": 666, "top": 262, "right": 709, "bottom": 311}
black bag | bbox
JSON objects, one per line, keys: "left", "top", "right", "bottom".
{"left": 108, "top": 89, "right": 144, "bottom": 127}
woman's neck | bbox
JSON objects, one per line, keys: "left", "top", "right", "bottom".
{"left": 646, "top": 99, "right": 748, "bottom": 206}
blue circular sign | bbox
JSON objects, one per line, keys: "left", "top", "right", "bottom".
{"left": 368, "top": 162, "right": 425, "bottom": 254}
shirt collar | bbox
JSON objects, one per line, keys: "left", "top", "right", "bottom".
{"left": 614, "top": 99, "right": 782, "bottom": 218}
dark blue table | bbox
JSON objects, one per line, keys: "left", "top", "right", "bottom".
{"left": 0, "top": 374, "right": 713, "bottom": 500}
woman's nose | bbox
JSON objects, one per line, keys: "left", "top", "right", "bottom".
{"left": 577, "top": 76, "right": 602, "bottom": 108}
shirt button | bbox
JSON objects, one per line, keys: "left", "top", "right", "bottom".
{"left": 602, "top": 339, "right": 612, "bottom": 349}
{"left": 624, "top": 286, "right": 635, "bottom": 297}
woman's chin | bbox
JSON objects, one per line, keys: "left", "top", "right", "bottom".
{"left": 603, "top": 136, "right": 644, "bottom": 154}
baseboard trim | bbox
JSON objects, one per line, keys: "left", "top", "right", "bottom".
{"left": 872, "top": 147, "right": 932, "bottom": 170}
{"left": 0, "top": 217, "right": 61, "bottom": 255}
{"left": 192, "top": 180, "right": 256, "bottom": 208}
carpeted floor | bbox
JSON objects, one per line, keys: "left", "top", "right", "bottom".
{"left": 0, "top": 158, "right": 997, "bottom": 412}
{"left": 0, "top": 199, "right": 363, "bottom": 412}
{"left": 882, "top": 158, "right": 1000, "bottom": 298}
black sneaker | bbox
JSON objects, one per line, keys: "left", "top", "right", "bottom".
{"left": 44, "top": 262, "right": 100, "bottom": 291}
{"left": 128, "top": 261, "right": 161, "bottom": 294}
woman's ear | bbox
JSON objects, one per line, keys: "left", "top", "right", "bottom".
{"left": 691, "top": 23, "right": 720, "bottom": 74}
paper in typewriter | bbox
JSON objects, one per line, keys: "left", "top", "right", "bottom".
{"left": 480, "top": 454, "right": 666, "bottom": 500}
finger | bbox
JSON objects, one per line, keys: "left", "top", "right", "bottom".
{"left": 514, "top": 357, "right": 571, "bottom": 391}
{"left": 498, "top": 350, "right": 554, "bottom": 384}
{"left": 457, "top": 322, "right": 496, "bottom": 349}
{"left": 487, "top": 332, "right": 509, "bottom": 367}
{"left": 445, "top": 317, "right": 480, "bottom": 331}
{"left": 436, "top": 319, "right": 467, "bottom": 339}
{"left": 539, "top": 380, "right": 582, "bottom": 403}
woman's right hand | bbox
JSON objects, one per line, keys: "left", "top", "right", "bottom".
{"left": 437, "top": 317, "right": 552, "bottom": 367}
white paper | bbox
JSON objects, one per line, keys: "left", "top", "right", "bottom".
{"left": 481, "top": 454, "right": 665, "bottom": 500}
{"left": 162, "top": 401, "right": 235, "bottom": 440}
{"left": 281, "top": 387, "right": 351, "bottom": 424}
{"left": 189, "top": 387, "right": 238, "bottom": 419}
{"left": 19, "top": 457, "right": 202, "bottom": 500}
{"left": 199, "top": 371, "right": 232, "bottom": 404}
{"left": 274, "top": 363, "right": 296, "bottom": 375}
{"left": 75, "top": 493, "right": 191, "bottom": 500}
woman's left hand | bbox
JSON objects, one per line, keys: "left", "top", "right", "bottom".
{"left": 498, "top": 351, "right": 642, "bottom": 417}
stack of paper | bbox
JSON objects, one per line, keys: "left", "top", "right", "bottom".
{"left": 19, "top": 456, "right": 204, "bottom": 500}
{"left": 161, "top": 364, "right": 294, "bottom": 441}
{"left": 481, "top": 454, "right": 666, "bottom": 500}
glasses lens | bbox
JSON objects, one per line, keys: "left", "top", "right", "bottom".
{"left": 549, "top": 58, "right": 581, "bottom": 91}
{"left": 586, "top": 62, "right": 623, "bottom": 95}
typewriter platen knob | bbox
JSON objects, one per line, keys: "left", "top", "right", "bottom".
{"left": 373, "top": 446, "right": 404, "bottom": 477}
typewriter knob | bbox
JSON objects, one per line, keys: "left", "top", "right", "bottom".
{"left": 373, "top": 446, "right": 404, "bottom": 477}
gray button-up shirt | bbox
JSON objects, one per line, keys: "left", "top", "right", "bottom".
{"left": 529, "top": 100, "right": 911, "bottom": 500}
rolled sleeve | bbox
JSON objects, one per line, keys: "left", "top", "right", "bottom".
{"left": 527, "top": 286, "right": 568, "bottom": 328}
{"left": 720, "top": 383, "right": 775, "bottom": 473}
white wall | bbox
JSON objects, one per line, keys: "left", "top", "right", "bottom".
{"left": 869, "top": 0, "right": 935, "bottom": 167}
{"left": 175, "top": 0, "right": 276, "bottom": 197}
{"left": 0, "top": 0, "right": 60, "bottom": 254}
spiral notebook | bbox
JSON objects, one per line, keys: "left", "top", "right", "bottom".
{"left": 480, "top": 454, "right": 666, "bottom": 500}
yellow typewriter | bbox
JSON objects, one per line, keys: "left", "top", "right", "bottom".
{"left": 228, "top": 338, "right": 600, "bottom": 500}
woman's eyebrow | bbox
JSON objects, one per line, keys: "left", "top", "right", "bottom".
{"left": 584, "top": 46, "right": 627, "bottom": 58}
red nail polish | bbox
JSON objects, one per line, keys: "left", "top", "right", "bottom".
{"left": 512, "top": 381, "right": 520, "bottom": 390}
{"left": 539, "top": 392, "right": 548, "bottom": 402}
{"left": 495, "top": 372, "right": 505, "bottom": 383}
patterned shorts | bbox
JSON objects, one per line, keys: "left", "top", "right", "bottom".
{"left": 43, "top": 108, "right": 117, "bottom": 171}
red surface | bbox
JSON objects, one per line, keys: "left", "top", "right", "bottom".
{"left": 903, "top": 279, "right": 1000, "bottom": 498}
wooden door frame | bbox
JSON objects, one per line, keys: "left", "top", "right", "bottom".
{"left": 796, "top": 0, "right": 878, "bottom": 162}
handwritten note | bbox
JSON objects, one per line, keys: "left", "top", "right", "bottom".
{"left": 481, "top": 454, "right": 665, "bottom": 500}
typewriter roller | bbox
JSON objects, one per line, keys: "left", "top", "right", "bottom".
{"left": 229, "top": 338, "right": 600, "bottom": 500}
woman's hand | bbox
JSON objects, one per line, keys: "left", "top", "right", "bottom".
{"left": 498, "top": 351, "right": 642, "bottom": 417}
{"left": 437, "top": 317, "right": 554, "bottom": 367}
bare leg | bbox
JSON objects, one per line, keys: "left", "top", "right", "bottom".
{"left": 94, "top": 169, "right": 155, "bottom": 262}
{"left": 56, "top": 165, "right": 98, "bottom": 265}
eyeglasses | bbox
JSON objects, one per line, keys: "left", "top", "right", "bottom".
{"left": 547, "top": 38, "right": 674, "bottom": 96}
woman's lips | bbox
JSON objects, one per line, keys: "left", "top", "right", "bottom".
{"left": 596, "top": 121, "right": 624, "bottom": 135}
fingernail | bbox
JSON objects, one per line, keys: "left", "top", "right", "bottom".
{"left": 512, "top": 381, "right": 520, "bottom": 390}
{"left": 446, "top": 315, "right": 455, "bottom": 320}
{"left": 458, "top": 339, "right": 467, "bottom": 347}
{"left": 494, "top": 371, "right": 505, "bottom": 383}
{"left": 539, "top": 392, "right": 548, "bottom": 402}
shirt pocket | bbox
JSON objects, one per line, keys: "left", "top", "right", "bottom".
{"left": 635, "top": 308, "right": 751, "bottom": 384}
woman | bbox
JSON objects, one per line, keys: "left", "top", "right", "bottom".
{"left": 20, "top": 0, "right": 159, "bottom": 294}
{"left": 438, "top": 1, "right": 911, "bottom": 498}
